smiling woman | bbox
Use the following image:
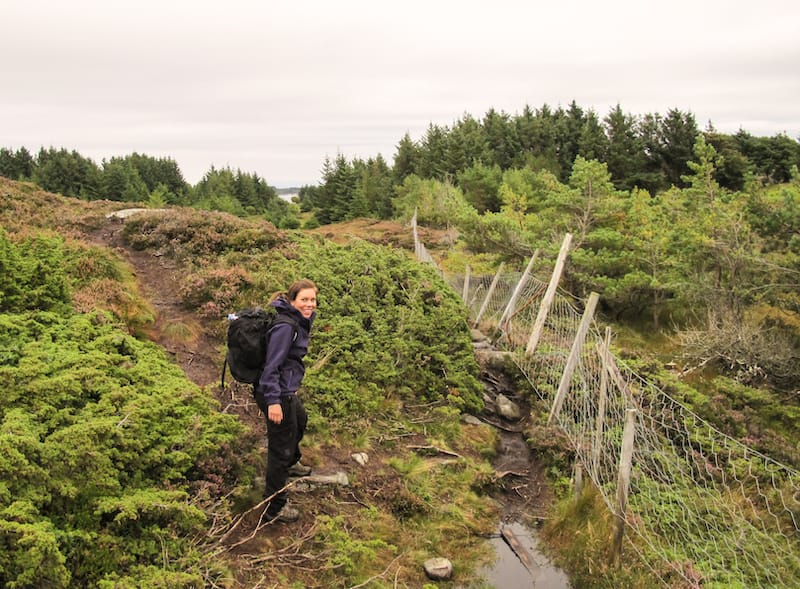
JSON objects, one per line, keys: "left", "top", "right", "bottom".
{"left": 253, "top": 278, "right": 319, "bottom": 523}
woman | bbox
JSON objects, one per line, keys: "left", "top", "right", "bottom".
{"left": 254, "top": 279, "right": 318, "bottom": 523}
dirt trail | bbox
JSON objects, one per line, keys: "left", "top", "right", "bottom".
{"left": 89, "top": 217, "right": 222, "bottom": 389}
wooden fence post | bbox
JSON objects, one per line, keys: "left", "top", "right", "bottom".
{"left": 612, "top": 408, "right": 637, "bottom": 565}
{"left": 499, "top": 249, "right": 539, "bottom": 330}
{"left": 592, "top": 327, "right": 612, "bottom": 478}
{"left": 526, "top": 233, "right": 573, "bottom": 354}
{"left": 473, "top": 263, "right": 504, "bottom": 329}
{"left": 547, "top": 291, "right": 599, "bottom": 425}
{"left": 462, "top": 264, "right": 471, "bottom": 304}
{"left": 574, "top": 462, "right": 584, "bottom": 500}
{"left": 412, "top": 209, "right": 421, "bottom": 258}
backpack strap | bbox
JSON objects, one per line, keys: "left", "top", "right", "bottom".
{"left": 268, "top": 315, "right": 299, "bottom": 342}
{"left": 220, "top": 357, "right": 229, "bottom": 390}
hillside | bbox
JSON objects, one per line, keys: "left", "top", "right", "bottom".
{"left": 0, "top": 177, "right": 560, "bottom": 588}
{"left": 5, "top": 174, "right": 798, "bottom": 588}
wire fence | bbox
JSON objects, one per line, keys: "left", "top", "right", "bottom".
{"left": 412, "top": 216, "right": 800, "bottom": 588}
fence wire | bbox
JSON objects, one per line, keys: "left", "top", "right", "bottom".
{"left": 415, "top": 220, "right": 800, "bottom": 588}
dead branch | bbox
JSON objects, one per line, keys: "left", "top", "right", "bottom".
{"left": 407, "top": 445, "right": 462, "bottom": 459}
{"left": 493, "top": 470, "right": 528, "bottom": 480}
{"left": 346, "top": 552, "right": 406, "bottom": 589}
{"left": 217, "top": 479, "right": 298, "bottom": 546}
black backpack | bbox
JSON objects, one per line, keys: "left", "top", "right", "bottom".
{"left": 221, "top": 307, "right": 298, "bottom": 388}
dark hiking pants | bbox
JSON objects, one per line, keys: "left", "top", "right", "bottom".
{"left": 259, "top": 394, "right": 307, "bottom": 515}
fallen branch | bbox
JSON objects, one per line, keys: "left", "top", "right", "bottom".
{"left": 346, "top": 552, "right": 405, "bottom": 589}
{"left": 407, "top": 445, "right": 462, "bottom": 459}
{"left": 217, "top": 479, "right": 298, "bottom": 546}
{"left": 493, "top": 470, "right": 528, "bottom": 480}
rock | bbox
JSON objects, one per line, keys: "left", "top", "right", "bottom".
{"left": 295, "top": 472, "right": 350, "bottom": 490}
{"left": 461, "top": 414, "right": 482, "bottom": 426}
{"left": 351, "top": 452, "right": 369, "bottom": 466}
{"left": 470, "top": 329, "right": 488, "bottom": 343}
{"left": 106, "top": 208, "right": 168, "bottom": 220}
{"left": 495, "top": 393, "right": 521, "bottom": 421}
{"left": 423, "top": 557, "right": 453, "bottom": 580}
{"left": 476, "top": 349, "right": 513, "bottom": 370}
{"left": 472, "top": 339, "right": 493, "bottom": 350}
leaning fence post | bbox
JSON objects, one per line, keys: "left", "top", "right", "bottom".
{"left": 612, "top": 408, "right": 637, "bottom": 565}
{"left": 412, "top": 209, "right": 420, "bottom": 258}
{"left": 573, "top": 462, "right": 584, "bottom": 500}
{"left": 547, "top": 291, "right": 599, "bottom": 425}
{"left": 592, "top": 327, "right": 613, "bottom": 478}
{"left": 473, "top": 263, "right": 504, "bottom": 329}
{"left": 462, "top": 265, "right": 471, "bottom": 304}
{"left": 499, "top": 249, "right": 539, "bottom": 331}
{"left": 526, "top": 233, "right": 573, "bottom": 354}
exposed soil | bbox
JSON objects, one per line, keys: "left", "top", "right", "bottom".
{"left": 87, "top": 217, "right": 222, "bottom": 387}
{"left": 85, "top": 213, "right": 555, "bottom": 584}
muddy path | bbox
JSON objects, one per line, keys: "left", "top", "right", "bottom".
{"left": 88, "top": 216, "right": 222, "bottom": 388}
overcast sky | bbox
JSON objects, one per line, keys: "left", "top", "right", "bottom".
{"left": 2, "top": 0, "right": 799, "bottom": 187}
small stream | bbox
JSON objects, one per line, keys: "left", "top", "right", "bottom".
{"left": 479, "top": 522, "right": 571, "bottom": 588}
{"left": 470, "top": 342, "right": 572, "bottom": 588}
{"left": 475, "top": 407, "right": 572, "bottom": 587}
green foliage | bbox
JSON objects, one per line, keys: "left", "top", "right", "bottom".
{"left": 0, "top": 310, "right": 245, "bottom": 587}
{"left": 101, "top": 157, "right": 150, "bottom": 202}
{"left": 543, "top": 485, "right": 666, "bottom": 588}
{"left": 315, "top": 515, "right": 391, "bottom": 577}
{"left": 298, "top": 239, "right": 483, "bottom": 415}
{"left": 0, "top": 234, "right": 245, "bottom": 587}
{"left": 32, "top": 147, "right": 102, "bottom": 200}
{"left": 393, "top": 174, "right": 476, "bottom": 229}
{"left": 0, "top": 229, "right": 71, "bottom": 314}
{"left": 457, "top": 161, "right": 503, "bottom": 213}
{"left": 121, "top": 207, "right": 284, "bottom": 259}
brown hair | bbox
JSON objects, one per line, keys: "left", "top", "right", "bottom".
{"left": 270, "top": 279, "right": 318, "bottom": 303}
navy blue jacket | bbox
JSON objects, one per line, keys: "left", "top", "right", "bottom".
{"left": 255, "top": 297, "right": 315, "bottom": 406}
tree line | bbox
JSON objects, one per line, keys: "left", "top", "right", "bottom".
{"left": 0, "top": 147, "right": 298, "bottom": 228}
{"left": 299, "top": 103, "right": 799, "bottom": 225}
{"left": 4, "top": 102, "right": 798, "bottom": 231}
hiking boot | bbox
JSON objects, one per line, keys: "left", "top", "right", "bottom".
{"left": 266, "top": 505, "right": 300, "bottom": 523}
{"left": 287, "top": 462, "right": 312, "bottom": 477}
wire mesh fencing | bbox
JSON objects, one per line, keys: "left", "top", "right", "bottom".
{"left": 412, "top": 219, "right": 800, "bottom": 587}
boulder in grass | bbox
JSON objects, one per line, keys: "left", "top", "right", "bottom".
{"left": 423, "top": 557, "right": 453, "bottom": 580}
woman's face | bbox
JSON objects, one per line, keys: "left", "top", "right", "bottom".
{"left": 291, "top": 287, "right": 317, "bottom": 319}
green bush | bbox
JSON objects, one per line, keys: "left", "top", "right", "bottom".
{"left": 0, "top": 236, "right": 245, "bottom": 588}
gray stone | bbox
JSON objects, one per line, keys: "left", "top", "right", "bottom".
{"left": 423, "top": 557, "right": 453, "bottom": 580}
{"left": 351, "top": 452, "right": 369, "bottom": 466}
{"left": 495, "top": 393, "right": 521, "bottom": 421}
{"left": 305, "top": 472, "right": 350, "bottom": 486}
{"left": 461, "top": 414, "right": 483, "bottom": 426}
{"left": 476, "top": 349, "right": 513, "bottom": 370}
{"left": 470, "top": 328, "right": 488, "bottom": 343}
{"left": 106, "top": 208, "right": 168, "bottom": 220}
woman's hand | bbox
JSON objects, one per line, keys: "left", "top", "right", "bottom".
{"left": 268, "top": 403, "right": 283, "bottom": 424}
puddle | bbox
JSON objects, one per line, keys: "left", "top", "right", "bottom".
{"left": 478, "top": 522, "right": 571, "bottom": 588}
